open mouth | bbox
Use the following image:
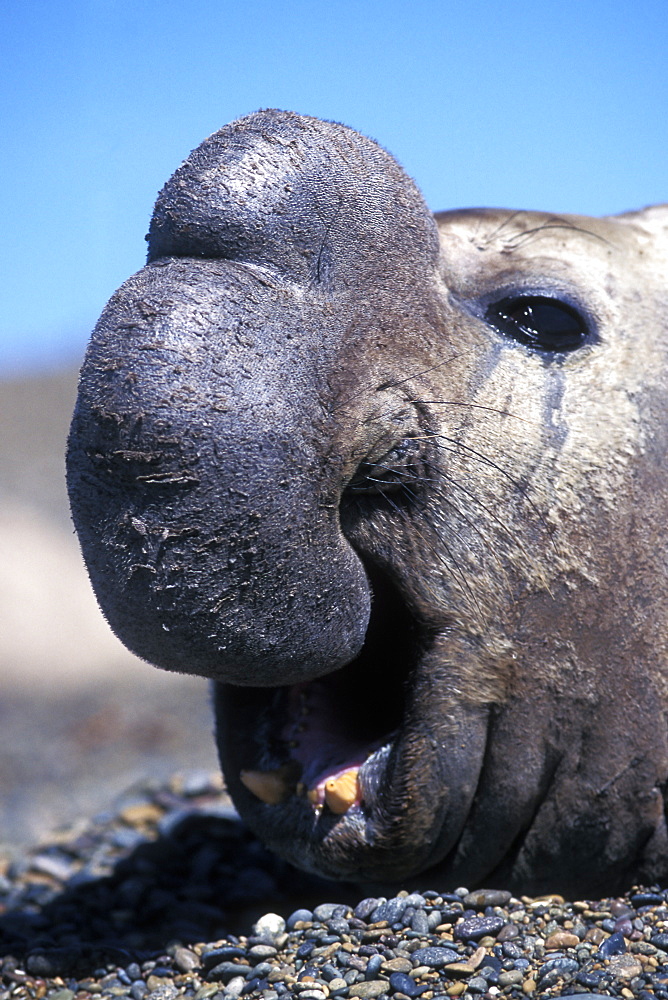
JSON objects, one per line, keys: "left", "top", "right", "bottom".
{"left": 214, "top": 557, "right": 487, "bottom": 883}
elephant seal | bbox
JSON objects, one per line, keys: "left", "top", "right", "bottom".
{"left": 67, "top": 110, "right": 668, "bottom": 895}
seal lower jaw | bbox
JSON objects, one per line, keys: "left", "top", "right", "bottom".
{"left": 215, "top": 565, "right": 487, "bottom": 882}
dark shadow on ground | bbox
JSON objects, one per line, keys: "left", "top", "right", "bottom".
{"left": 0, "top": 808, "right": 358, "bottom": 976}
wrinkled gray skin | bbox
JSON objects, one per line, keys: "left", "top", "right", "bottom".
{"left": 67, "top": 110, "right": 668, "bottom": 896}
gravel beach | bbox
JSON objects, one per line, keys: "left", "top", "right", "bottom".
{"left": 2, "top": 773, "right": 668, "bottom": 1000}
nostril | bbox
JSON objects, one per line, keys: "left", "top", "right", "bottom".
{"left": 343, "top": 437, "right": 428, "bottom": 499}
{"left": 346, "top": 460, "right": 415, "bottom": 495}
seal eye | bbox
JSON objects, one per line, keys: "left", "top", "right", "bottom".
{"left": 486, "top": 295, "right": 588, "bottom": 352}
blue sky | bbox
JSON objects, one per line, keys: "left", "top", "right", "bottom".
{"left": 1, "top": 0, "right": 666, "bottom": 374}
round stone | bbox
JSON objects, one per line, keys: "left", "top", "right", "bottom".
{"left": 328, "top": 980, "right": 348, "bottom": 996}
{"left": 348, "top": 982, "right": 388, "bottom": 999}
{"left": 536, "top": 957, "right": 578, "bottom": 981}
{"left": 313, "top": 902, "right": 344, "bottom": 921}
{"left": 353, "top": 897, "right": 383, "bottom": 921}
{"left": 365, "top": 955, "right": 383, "bottom": 979}
{"left": 388, "top": 972, "right": 425, "bottom": 997}
{"left": 499, "top": 970, "right": 524, "bottom": 987}
{"left": 370, "top": 896, "right": 408, "bottom": 923}
{"left": 462, "top": 889, "right": 512, "bottom": 909}
{"left": 453, "top": 915, "right": 506, "bottom": 941}
{"left": 287, "top": 908, "right": 314, "bottom": 929}
{"left": 252, "top": 912, "right": 286, "bottom": 940}
{"left": 410, "top": 947, "right": 460, "bottom": 968}
{"left": 544, "top": 931, "right": 580, "bottom": 949}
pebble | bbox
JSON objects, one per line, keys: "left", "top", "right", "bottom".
{"left": 536, "top": 956, "right": 579, "bottom": 980}
{"left": 453, "top": 914, "right": 506, "bottom": 940}
{"left": 410, "top": 908, "right": 430, "bottom": 934}
{"left": 443, "top": 945, "right": 486, "bottom": 976}
{"left": 389, "top": 970, "right": 425, "bottom": 996}
{"left": 202, "top": 946, "right": 247, "bottom": 968}
{"left": 348, "top": 981, "right": 387, "bottom": 998}
{"left": 607, "top": 954, "right": 644, "bottom": 979}
{"left": 496, "top": 922, "right": 519, "bottom": 942}
{"left": 248, "top": 944, "right": 278, "bottom": 961}
{"left": 544, "top": 930, "right": 580, "bottom": 949}
{"left": 287, "top": 908, "right": 313, "bottom": 929}
{"left": 382, "top": 956, "right": 413, "bottom": 973}
{"left": 462, "top": 889, "right": 512, "bottom": 909}
{"left": 4, "top": 773, "right": 668, "bottom": 1000}
{"left": 410, "top": 947, "right": 460, "bottom": 968}
{"left": 600, "top": 929, "right": 628, "bottom": 955}
{"left": 252, "top": 913, "right": 286, "bottom": 943}
{"left": 365, "top": 954, "right": 383, "bottom": 979}
{"left": 223, "top": 976, "right": 245, "bottom": 997}
{"left": 171, "top": 945, "right": 201, "bottom": 972}
{"left": 208, "top": 961, "right": 254, "bottom": 982}
{"left": 498, "top": 969, "right": 524, "bottom": 986}
{"left": 370, "top": 896, "right": 407, "bottom": 923}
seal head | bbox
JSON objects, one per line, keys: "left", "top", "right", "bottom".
{"left": 67, "top": 110, "right": 668, "bottom": 894}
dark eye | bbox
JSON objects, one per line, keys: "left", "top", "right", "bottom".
{"left": 485, "top": 295, "right": 589, "bottom": 352}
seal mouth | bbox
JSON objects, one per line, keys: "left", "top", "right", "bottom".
{"left": 216, "top": 561, "right": 481, "bottom": 883}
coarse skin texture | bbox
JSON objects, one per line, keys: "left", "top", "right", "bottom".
{"left": 66, "top": 109, "right": 668, "bottom": 897}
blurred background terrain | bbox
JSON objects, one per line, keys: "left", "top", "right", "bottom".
{"left": 1, "top": 0, "right": 665, "bottom": 856}
{"left": 0, "top": 367, "right": 218, "bottom": 854}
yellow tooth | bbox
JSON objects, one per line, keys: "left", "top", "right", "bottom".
{"left": 240, "top": 767, "right": 291, "bottom": 805}
{"left": 324, "top": 768, "right": 360, "bottom": 814}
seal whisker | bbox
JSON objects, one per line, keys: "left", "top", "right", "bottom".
{"left": 426, "top": 433, "right": 552, "bottom": 537}
{"left": 331, "top": 352, "right": 474, "bottom": 412}
{"left": 353, "top": 459, "right": 525, "bottom": 563}
{"left": 373, "top": 351, "right": 475, "bottom": 393}
{"left": 355, "top": 480, "right": 488, "bottom": 621}
{"left": 478, "top": 209, "right": 525, "bottom": 247}
{"left": 436, "top": 472, "right": 533, "bottom": 561}
{"left": 410, "top": 401, "right": 538, "bottom": 425}
{"left": 500, "top": 219, "right": 613, "bottom": 252}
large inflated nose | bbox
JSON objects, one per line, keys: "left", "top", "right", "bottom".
{"left": 68, "top": 109, "right": 442, "bottom": 688}
{"left": 67, "top": 272, "right": 373, "bottom": 687}
{"left": 147, "top": 110, "right": 440, "bottom": 291}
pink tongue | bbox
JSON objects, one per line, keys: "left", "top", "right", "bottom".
{"left": 282, "top": 682, "right": 374, "bottom": 803}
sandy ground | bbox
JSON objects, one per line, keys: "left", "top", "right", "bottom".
{"left": 0, "top": 368, "right": 220, "bottom": 855}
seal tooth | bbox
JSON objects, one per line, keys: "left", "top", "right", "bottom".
{"left": 324, "top": 767, "right": 360, "bottom": 814}
{"left": 240, "top": 767, "right": 291, "bottom": 805}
